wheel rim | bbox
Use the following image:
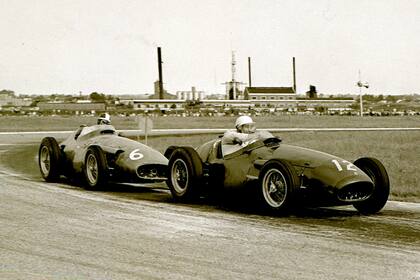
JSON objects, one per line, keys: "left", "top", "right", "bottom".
{"left": 171, "top": 159, "right": 189, "bottom": 194}
{"left": 262, "top": 168, "right": 287, "bottom": 208}
{"left": 40, "top": 146, "right": 50, "bottom": 176}
{"left": 86, "top": 153, "right": 98, "bottom": 185}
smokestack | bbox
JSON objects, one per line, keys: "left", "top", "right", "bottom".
{"left": 157, "top": 47, "right": 164, "bottom": 99}
{"left": 248, "top": 57, "right": 252, "bottom": 87}
{"left": 292, "top": 57, "right": 296, "bottom": 93}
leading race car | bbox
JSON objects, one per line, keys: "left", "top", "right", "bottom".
{"left": 38, "top": 124, "right": 168, "bottom": 189}
{"left": 164, "top": 135, "right": 390, "bottom": 215}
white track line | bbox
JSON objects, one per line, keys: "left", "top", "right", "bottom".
{"left": 1, "top": 127, "right": 420, "bottom": 136}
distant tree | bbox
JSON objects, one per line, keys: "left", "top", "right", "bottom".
{"left": 0, "top": 89, "right": 15, "bottom": 96}
{"left": 386, "top": 95, "right": 397, "bottom": 102}
{"left": 89, "top": 92, "right": 106, "bottom": 102}
{"left": 405, "top": 95, "right": 414, "bottom": 102}
{"left": 363, "top": 94, "right": 373, "bottom": 101}
{"left": 64, "top": 95, "right": 75, "bottom": 102}
{"left": 105, "top": 94, "right": 116, "bottom": 102}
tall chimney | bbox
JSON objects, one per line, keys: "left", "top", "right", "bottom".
{"left": 157, "top": 47, "right": 164, "bottom": 99}
{"left": 248, "top": 57, "right": 252, "bottom": 87}
{"left": 292, "top": 57, "right": 296, "bottom": 93}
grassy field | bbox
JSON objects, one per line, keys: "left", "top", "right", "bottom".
{"left": 0, "top": 114, "right": 419, "bottom": 131}
{"left": 1, "top": 115, "right": 419, "bottom": 202}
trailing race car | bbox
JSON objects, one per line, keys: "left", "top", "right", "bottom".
{"left": 164, "top": 135, "right": 390, "bottom": 214}
{"left": 38, "top": 124, "right": 168, "bottom": 189}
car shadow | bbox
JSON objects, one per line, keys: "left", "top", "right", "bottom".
{"left": 38, "top": 176, "right": 361, "bottom": 219}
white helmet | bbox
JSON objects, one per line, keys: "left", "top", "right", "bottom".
{"left": 235, "top": 115, "right": 254, "bottom": 128}
{"left": 97, "top": 113, "right": 111, "bottom": 125}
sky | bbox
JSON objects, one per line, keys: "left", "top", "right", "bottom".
{"left": 1, "top": 0, "right": 420, "bottom": 96}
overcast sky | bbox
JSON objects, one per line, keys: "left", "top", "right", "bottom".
{"left": 1, "top": 0, "right": 419, "bottom": 96}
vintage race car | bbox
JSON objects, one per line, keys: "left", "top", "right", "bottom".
{"left": 164, "top": 135, "right": 390, "bottom": 214}
{"left": 38, "top": 124, "right": 168, "bottom": 189}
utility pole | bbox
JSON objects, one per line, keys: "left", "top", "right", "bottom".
{"left": 357, "top": 70, "right": 369, "bottom": 117}
{"left": 248, "top": 57, "right": 252, "bottom": 87}
{"left": 157, "top": 47, "right": 164, "bottom": 99}
{"left": 292, "top": 57, "right": 296, "bottom": 93}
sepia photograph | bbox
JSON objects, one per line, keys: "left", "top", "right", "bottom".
{"left": 0, "top": 0, "right": 419, "bottom": 279}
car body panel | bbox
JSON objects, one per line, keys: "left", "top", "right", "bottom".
{"left": 196, "top": 136, "right": 374, "bottom": 205}
{"left": 59, "top": 125, "right": 168, "bottom": 183}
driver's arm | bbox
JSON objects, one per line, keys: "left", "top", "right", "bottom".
{"left": 222, "top": 130, "right": 249, "bottom": 145}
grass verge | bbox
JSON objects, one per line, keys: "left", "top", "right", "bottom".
{"left": 1, "top": 115, "right": 419, "bottom": 202}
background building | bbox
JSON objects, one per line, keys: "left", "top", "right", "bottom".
{"left": 176, "top": 87, "right": 205, "bottom": 100}
{"left": 37, "top": 102, "right": 106, "bottom": 114}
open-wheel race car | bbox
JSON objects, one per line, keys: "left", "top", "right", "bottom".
{"left": 38, "top": 124, "right": 168, "bottom": 189}
{"left": 164, "top": 135, "right": 390, "bottom": 214}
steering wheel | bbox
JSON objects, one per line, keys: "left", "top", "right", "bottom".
{"left": 263, "top": 137, "right": 282, "bottom": 147}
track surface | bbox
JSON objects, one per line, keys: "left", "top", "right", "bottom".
{"left": 0, "top": 141, "right": 419, "bottom": 279}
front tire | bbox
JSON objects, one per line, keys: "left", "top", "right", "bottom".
{"left": 167, "top": 147, "right": 203, "bottom": 201}
{"left": 38, "top": 137, "right": 62, "bottom": 182}
{"left": 353, "top": 157, "right": 390, "bottom": 214}
{"left": 258, "top": 159, "right": 300, "bottom": 212}
{"left": 83, "top": 146, "right": 108, "bottom": 190}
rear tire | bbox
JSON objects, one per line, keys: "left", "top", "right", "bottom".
{"left": 353, "top": 157, "right": 390, "bottom": 214}
{"left": 258, "top": 159, "right": 300, "bottom": 212}
{"left": 38, "top": 137, "right": 62, "bottom": 182}
{"left": 167, "top": 147, "right": 203, "bottom": 201}
{"left": 83, "top": 146, "right": 108, "bottom": 190}
{"left": 164, "top": 146, "right": 178, "bottom": 159}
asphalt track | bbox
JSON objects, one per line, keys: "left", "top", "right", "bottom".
{"left": 0, "top": 133, "right": 419, "bottom": 279}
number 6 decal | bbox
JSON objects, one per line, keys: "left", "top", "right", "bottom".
{"left": 332, "top": 159, "right": 357, "bottom": 172}
{"left": 129, "top": 149, "right": 144, "bottom": 160}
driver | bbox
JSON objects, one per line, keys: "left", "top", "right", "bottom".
{"left": 221, "top": 116, "right": 273, "bottom": 156}
{"left": 97, "top": 113, "right": 111, "bottom": 125}
{"left": 75, "top": 112, "right": 114, "bottom": 139}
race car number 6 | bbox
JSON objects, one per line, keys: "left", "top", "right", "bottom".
{"left": 332, "top": 159, "right": 357, "bottom": 172}
{"left": 129, "top": 149, "right": 144, "bottom": 160}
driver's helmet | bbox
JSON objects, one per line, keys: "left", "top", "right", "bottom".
{"left": 235, "top": 115, "right": 255, "bottom": 133}
{"left": 97, "top": 113, "right": 111, "bottom": 125}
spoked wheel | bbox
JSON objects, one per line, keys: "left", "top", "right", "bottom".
{"left": 38, "top": 137, "right": 62, "bottom": 182}
{"left": 353, "top": 157, "right": 390, "bottom": 214}
{"left": 171, "top": 158, "right": 190, "bottom": 194}
{"left": 258, "top": 159, "right": 299, "bottom": 212}
{"left": 167, "top": 147, "right": 203, "bottom": 201}
{"left": 262, "top": 169, "right": 288, "bottom": 207}
{"left": 39, "top": 146, "right": 51, "bottom": 176}
{"left": 83, "top": 146, "right": 108, "bottom": 190}
{"left": 86, "top": 153, "right": 99, "bottom": 185}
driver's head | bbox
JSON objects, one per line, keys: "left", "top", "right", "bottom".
{"left": 97, "top": 113, "right": 111, "bottom": 125}
{"left": 235, "top": 115, "right": 256, "bottom": 134}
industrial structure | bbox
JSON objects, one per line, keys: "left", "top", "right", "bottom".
{"left": 37, "top": 101, "right": 106, "bottom": 114}
{"left": 1, "top": 47, "right": 359, "bottom": 115}
{"left": 116, "top": 50, "right": 355, "bottom": 114}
